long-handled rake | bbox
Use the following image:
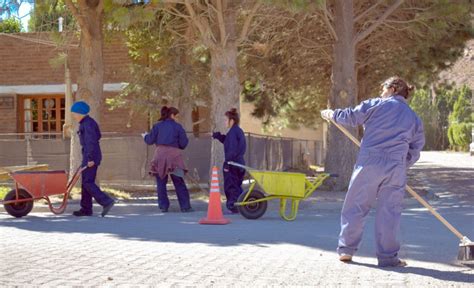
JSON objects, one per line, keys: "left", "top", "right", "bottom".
{"left": 325, "top": 117, "right": 473, "bottom": 264}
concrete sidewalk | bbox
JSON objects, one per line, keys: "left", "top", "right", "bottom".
{"left": 0, "top": 151, "right": 473, "bottom": 287}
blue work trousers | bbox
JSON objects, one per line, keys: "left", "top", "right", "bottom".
{"left": 80, "top": 165, "right": 114, "bottom": 214}
{"left": 223, "top": 166, "right": 245, "bottom": 211}
{"left": 155, "top": 174, "right": 191, "bottom": 210}
{"left": 337, "top": 152, "right": 407, "bottom": 266}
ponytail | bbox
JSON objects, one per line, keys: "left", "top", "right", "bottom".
{"left": 159, "top": 106, "right": 179, "bottom": 121}
{"left": 381, "top": 76, "right": 415, "bottom": 99}
{"left": 225, "top": 108, "right": 240, "bottom": 125}
{"left": 159, "top": 106, "right": 169, "bottom": 121}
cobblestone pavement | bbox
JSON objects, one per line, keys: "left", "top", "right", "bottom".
{"left": 0, "top": 152, "right": 473, "bottom": 287}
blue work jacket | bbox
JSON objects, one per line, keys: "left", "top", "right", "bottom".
{"left": 144, "top": 119, "right": 189, "bottom": 150}
{"left": 214, "top": 125, "right": 247, "bottom": 165}
{"left": 78, "top": 115, "right": 102, "bottom": 167}
{"left": 333, "top": 95, "right": 425, "bottom": 167}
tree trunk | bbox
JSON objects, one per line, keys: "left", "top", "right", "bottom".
{"left": 324, "top": 0, "right": 359, "bottom": 191}
{"left": 177, "top": 49, "right": 194, "bottom": 133}
{"left": 209, "top": 43, "right": 241, "bottom": 171}
{"left": 69, "top": 3, "right": 104, "bottom": 173}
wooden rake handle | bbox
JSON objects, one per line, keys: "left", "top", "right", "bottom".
{"left": 327, "top": 118, "right": 466, "bottom": 241}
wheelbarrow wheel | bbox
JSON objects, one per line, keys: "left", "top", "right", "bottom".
{"left": 3, "top": 189, "right": 34, "bottom": 218}
{"left": 237, "top": 190, "right": 267, "bottom": 220}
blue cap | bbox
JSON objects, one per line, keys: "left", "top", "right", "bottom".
{"left": 71, "top": 101, "right": 90, "bottom": 115}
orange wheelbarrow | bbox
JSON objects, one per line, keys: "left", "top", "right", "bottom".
{"left": 1, "top": 167, "right": 86, "bottom": 218}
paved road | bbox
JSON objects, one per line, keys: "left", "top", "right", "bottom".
{"left": 0, "top": 152, "right": 473, "bottom": 287}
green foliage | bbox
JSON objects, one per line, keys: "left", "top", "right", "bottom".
{"left": 448, "top": 122, "right": 472, "bottom": 151}
{"left": 409, "top": 89, "right": 439, "bottom": 150}
{"left": 447, "top": 85, "right": 472, "bottom": 151}
{"left": 106, "top": 9, "right": 210, "bottom": 122}
{"left": 361, "top": 0, "right": 473, "bottom": 97}
{"left": 242, "top": 79, "right": 325, "bottom": 130}
{"left": 28, "top": 0, "right": 75, "bottom": 32}
{"left": 0, "top": 17, "right": 21, "bottom": 33}
{"left": 410, "top": 85, "right": 472, "bottom": 151}
{"left": 245, "top": 0, "right": 472, "bottom": 132}
{"left": 449, "top": 85, "right": 472, "bottom": 124}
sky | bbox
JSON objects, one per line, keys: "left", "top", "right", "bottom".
{"left": 0, "top": 1, "right": 33, "bottom": 31}
{"left": 18, "top": 1, "right": 32, "bottom": 31}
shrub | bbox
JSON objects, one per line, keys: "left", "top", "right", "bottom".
{"left": 448, "top": 122, "right": 472, "bottom": 151}
{"left": 0, "top": 17, "right": 21, "bottom": 33}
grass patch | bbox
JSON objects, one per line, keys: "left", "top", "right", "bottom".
{"left": 69, "top": 186, "right": 132, "bottom": 200}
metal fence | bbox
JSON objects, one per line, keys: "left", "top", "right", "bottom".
{"left": 0, "top": 132, "right": 323, "bottom": 184}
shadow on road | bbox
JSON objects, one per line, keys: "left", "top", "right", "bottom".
{"left": 349, "top": 261, "right": 472, "bottom": 283}
{"left": 0, "top": 196, "right": 472, "bottom": 276}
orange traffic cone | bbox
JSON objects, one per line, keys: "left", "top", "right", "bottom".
{"left": 199, "top": 166, "right": 230, "bottom": 225}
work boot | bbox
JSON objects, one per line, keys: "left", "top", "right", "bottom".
{"left": 160, "top": 208, "right": 169, "bottom": 213}
{"left": 101, "top": 201, "right": 115, "bottom": 217}
{"left": 339, "top": 254, "right": 353, "bottom": 262}
{"left": 181, "top": 207, "right": 194, "bottom": 213}
{"left": 73, "top": 210, "right": 92, "bottom": 217}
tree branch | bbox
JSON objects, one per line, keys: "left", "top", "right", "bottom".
{"left": 238, "top": 1, "right": 262, "bottom": 44}
{"left": 354, "top": 0, "right": 383, "bottom": 23}
{"left": 215, "top": 0, "right": 227, "bottom": 47}
{"left": 64, "top": 0, "right": 88, "bottom": 31}
{"left": 320, "top": 3, "right": 338, "bottom": 41}
{"left": 184, "top": 0, "right": 214, "bottom": 46}
{"left": 354, "top": 0, "right": 404, "bottom": 44}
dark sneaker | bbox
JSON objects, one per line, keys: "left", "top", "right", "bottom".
{"left": 181, "top": 207, "right": 194, "bottom": 213}
{"left": 161, "top": 208, "right": 169, "bottom": 213}
{"left": 101, "top": 201, "right": 115, "bottom": 217}
{"left": 73, "top": 210, "right": 92, "bottom": 217}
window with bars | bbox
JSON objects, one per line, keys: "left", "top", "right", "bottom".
{"left": 18, "top": 95, "right": 65, "bottom": 135}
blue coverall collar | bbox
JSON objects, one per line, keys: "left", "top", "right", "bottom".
{"left": 79, "top": 115, "right": 90, "bottom": 123}
{"left": 391, "top": 95, "right": 407, "bottom": 103}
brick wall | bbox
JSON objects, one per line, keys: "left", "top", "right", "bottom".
{"left": 0, "top": 32, "right": 149, "bottom": 133}
{"left": 0, "top": 32, "right": 130, "bottom": 85}
{"left": 100, "top": 92, "right": 148, "bottom": 133}
{"left": 0, "top": 94, "right": 17, "bottom": 133}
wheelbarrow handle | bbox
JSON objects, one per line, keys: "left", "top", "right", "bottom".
{"left": 227, "top": 161, "right": 253, "bottom": 171}
{"left": 66, "top": 166, "right": 87, "bottom": 191}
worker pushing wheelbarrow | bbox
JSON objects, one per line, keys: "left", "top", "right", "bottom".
{"left": 229, "top": 161, "right": 336, "bottom": 221}
{"left": 1, "top": 167, "right": 86, "bottom": 218}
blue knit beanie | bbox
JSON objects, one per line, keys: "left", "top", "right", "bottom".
{"left": 71, "top": 101, "right": 90, "bottom": 115}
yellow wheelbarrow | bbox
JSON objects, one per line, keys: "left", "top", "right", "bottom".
{"left": 229, "top": 162, "right": 336, "bottom": 221}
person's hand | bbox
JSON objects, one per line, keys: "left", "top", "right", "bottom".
{"left": 87, "top": 161, "right": 95, "bottom": 168}
{"left": 223, "top": 162, "right": 230, "bottom": 172}
{"left": 321, "top": 109, "right": 334, "bottom": 120}
{"left": 141, "top": 132, "right": 147, "bottom": 138}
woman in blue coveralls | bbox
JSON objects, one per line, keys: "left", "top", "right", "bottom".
{"left": 321, "top": 77, "right": 425, "bottom": 267}
{"left": 212, "top": 108, "right": 247, "bottom": 214}
{"left": 143, "top": 106, "right": 193, "bottom": 213}
{"left": 70, "top": 101, "right": 115, "bottom": 217}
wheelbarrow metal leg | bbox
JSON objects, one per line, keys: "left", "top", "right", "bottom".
{"left": 280, "top": 198, "right": 300, "bottom": 221}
